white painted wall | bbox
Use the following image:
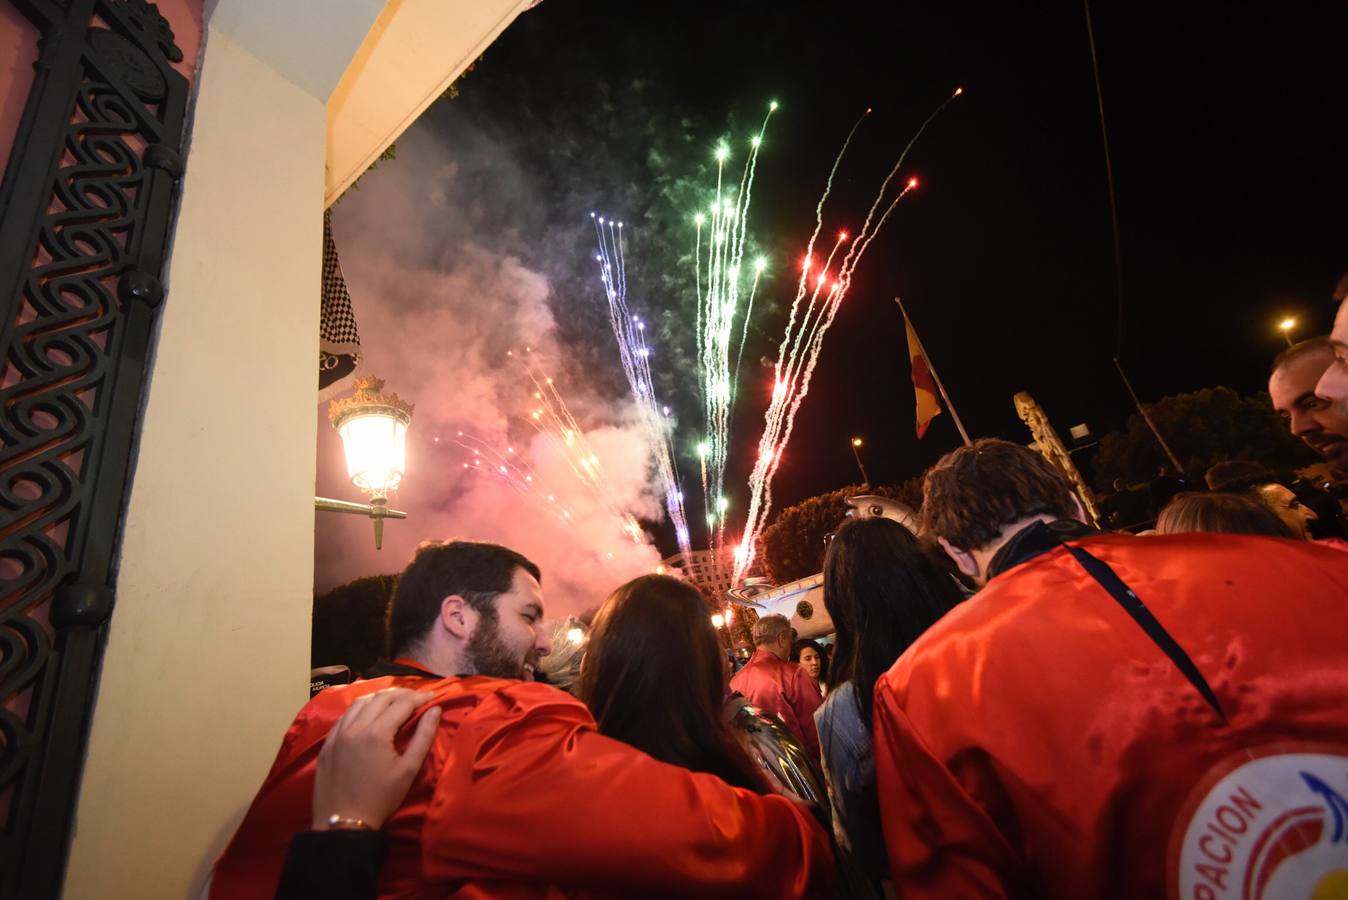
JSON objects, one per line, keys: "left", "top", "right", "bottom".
{"left": 62, "top": 25, "right": 325, "bottom": 900}
{"left": 61, "top": 0, "right": 529, "bottom": 893}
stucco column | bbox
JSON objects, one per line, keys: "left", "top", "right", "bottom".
{"left": 63, "top": 3, "right": 383, "bottom": 896}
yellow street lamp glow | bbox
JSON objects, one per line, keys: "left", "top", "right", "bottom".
{"left": 1278, "top": 316, "right": 1297, "bottom": 346}
{"left": 330, "top": 376, "right": 414, "bottom": 495}
{"left": 321, "top": 376, "right": 414, "bottom": 549}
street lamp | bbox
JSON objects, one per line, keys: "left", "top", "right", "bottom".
{"left": 849, "top": 436, "right": 870, "bottom": 486}
{"left": 1278, "top": 317, "right": 1297, "bottom": 346}
{"left": 316, "top": 376, "right": 413, "bottom": 549}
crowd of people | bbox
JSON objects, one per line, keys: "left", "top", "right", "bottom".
{"left": 206, "top": 296, "right": 1348, "bottom": 898}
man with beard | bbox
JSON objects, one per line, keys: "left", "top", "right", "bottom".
{"left": 1268, "top": 336, "right": 1348, "bottom": 481}
{"left": 209, "top": 541, "right": 832, "bottom": 898}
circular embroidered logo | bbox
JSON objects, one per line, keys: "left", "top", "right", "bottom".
{"left": 1174, "top": 751, "right": 1348, "bottom": 900}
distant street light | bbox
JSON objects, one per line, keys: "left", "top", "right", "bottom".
{"left": 1278, "top": 317, "right": 1297, "bottom": 346}
{"left": 849, "top": 436, "right": 870, "bottom": 486}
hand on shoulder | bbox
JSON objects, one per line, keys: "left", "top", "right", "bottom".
{"left": 312, "top": 688, "right": 441, "bottom": 831}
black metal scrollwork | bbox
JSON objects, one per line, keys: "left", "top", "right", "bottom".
{"left": 0, "top": 0, "right": 187, "bottom": 895}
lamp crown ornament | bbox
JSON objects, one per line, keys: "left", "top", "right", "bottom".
{"left": 328, "top": 375, "right": 414, "bottom": 428}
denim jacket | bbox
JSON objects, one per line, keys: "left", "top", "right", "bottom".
{"left": 815, "top": 681, "right": 889, "bottom": 885}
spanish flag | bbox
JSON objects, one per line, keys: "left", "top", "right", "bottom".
{"left": 905, "top": 316, "right": 942, "bottom": 438}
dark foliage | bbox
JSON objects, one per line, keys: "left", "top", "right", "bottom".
{"left": 760, "top": 483, "right": 904, "bottom": 583}
{"left": 312, "top": 574, "right": 397, "bottom": 675}
{"left": 1092, "top": 387, "right": 1317, "bottom": 490}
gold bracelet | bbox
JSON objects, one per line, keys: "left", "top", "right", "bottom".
{"left": 323, "top": 814, "right": 374, "bottom": 831}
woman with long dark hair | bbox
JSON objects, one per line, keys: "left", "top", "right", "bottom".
{"left": 578, "top": 574, "right": 769, "bottom": 792}
{"left": 817, "top": 517, "right": 965, "bottom": 888}
{"left": 584, "top": 576, "right": 866, "bottom": 895}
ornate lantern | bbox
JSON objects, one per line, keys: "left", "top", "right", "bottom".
{"left": 315, "top": 376, "right": 413, "bottom": 548}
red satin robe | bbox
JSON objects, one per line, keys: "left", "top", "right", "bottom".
{"left": 872, "top": 533, "right": 1348, "bottom": 900}
{"left": 730, "top": 648, "right": 823, "bottom": 758}
{"left": 211, "top": 675, "right": 832, "bottom": 898}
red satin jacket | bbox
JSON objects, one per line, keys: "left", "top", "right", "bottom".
{"left": 872, "top": 533, "right": 1348, "bottom": 900}
{"left": 730, "top": 648, "right": 824, "bottom": 759}
{"left": 210, "top": 675, "right": 832, "bottom": 899}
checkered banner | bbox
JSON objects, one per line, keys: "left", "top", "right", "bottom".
{"left": 320, "top": 209, "right": 361, "bottom": 400}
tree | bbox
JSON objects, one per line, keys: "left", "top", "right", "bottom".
{"left": 312, "top": 574, "right": 397, "bottom": 675}
{"left": 760, "top": 483, "right": 906, "bottom": 584}
{"left": 894, "top": 473, "right": 924, "bottom": 511}
{"left": 1091, "top": 386, "right": 1317, "bottom": 489}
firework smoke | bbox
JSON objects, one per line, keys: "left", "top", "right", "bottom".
{"left": 315, "top": 127, "right": 662, "bottom": 618}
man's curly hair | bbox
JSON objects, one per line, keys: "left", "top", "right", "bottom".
{"left": 922, "top": 438, "right": 1077, "bottom": 551}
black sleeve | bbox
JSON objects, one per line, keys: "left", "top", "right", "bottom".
{"left": 275, "top": 830, "right": 390, "bottom": 900}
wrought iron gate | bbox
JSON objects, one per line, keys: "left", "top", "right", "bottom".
{"left": 0, "top": 0, "right": 187, "bottom": 895}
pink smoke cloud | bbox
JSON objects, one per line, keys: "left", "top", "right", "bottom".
{"left": 314, "top": 128, "right": 663, "bottom": 619}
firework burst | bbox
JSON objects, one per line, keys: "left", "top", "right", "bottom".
{"left": 692, "top": 100, "right": 777, "bottom": 558}
{"left": 454, "top": 430, "right": 575, "bottom": 526}
{"left": 512, "top": 347, "right": 647, "bottom": 545}
{"left": 590, "top": 213, "right": 693, "bottom": 558}
{"left": 733, "top": 88, "right": 964, "bottom": 581}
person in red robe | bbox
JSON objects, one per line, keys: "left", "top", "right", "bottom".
{"left": 730, "top": 614, "right": 824, "bottom": 758}
{"left": 209, "top": 541, "right": 832, "bottom": 898}
{"left": 873, "top": 439, "right": 1348, "bottom": 899}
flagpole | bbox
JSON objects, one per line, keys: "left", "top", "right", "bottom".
{"left": 895, "top": 297, "right": 972, "bottom": 446}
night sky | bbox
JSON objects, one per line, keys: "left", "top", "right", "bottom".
{"left": 380, "top": 1, "right": 1346, "bottom": 557}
